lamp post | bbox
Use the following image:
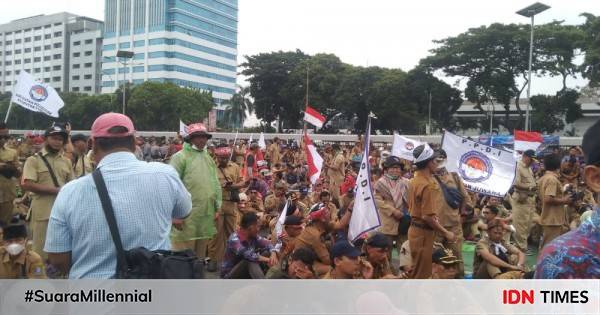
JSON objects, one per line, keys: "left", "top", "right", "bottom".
{"left": 116, "top": 50, "right": 134, "bottom": 114}
{"left": 517, "top": 2, "right": 550, "bottom": 131}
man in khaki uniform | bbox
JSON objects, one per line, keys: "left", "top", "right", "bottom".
{"left": 246, "top": 189, "right": 265, "bottom": 214}
{"left": 327, "top": 144, "right": 346, "bottom": 203}
{"left": 208, "top": 145, "right": 246, "bottom": 272}
{"left": 510, "top": 150, "right": 538, "bottom": 253}
{"left": 473, "top": 219, "right": 525, "bottom": 279}
{"left": 71, "top": 134, "right": 93, "bottom": 178}
{"left": 433, "top": 149, "right": 472, "bottom": 277}
{"left": 21, "top": 125, "right": 74, "bottom": 261}
{"left": 0, "top": 219, "right": 46, "bottom": 279}
{"left": 265, "top": 182, "right": 287, "bottom": 214}
{"left": 17, "top": 136, "right": 36, "bottom": 162}
{"left": 0, "top": 124, "right": 19, "bottom": 225}
{"left": 407, "top": 144, "right": 455, "bottom": 279}
{"left": 267, "top": 137, "right": 281, "bottom": 166}
{"left": 538, "top": 154, "right": 571, "bottom": 249}
{"left": 295, "top": 205, "right": 332, "bottom": 277}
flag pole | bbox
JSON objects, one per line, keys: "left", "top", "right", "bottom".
{"left": 4, "top": 102, "right": 13, "bottom": 124}
{"left": 302, "top": 64, "right": 309, "bottom": 144}
{"left": 229, "top": 129, "right": 238, "bottom": 161}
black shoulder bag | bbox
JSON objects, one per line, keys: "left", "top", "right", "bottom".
{"left": 92, "top": 169, "right": 204, "bottom": 279}
{"left": 434, "top": 174, "right": 464, "bottom": 210}
{"left": 37, "top": 152, "right": 60, "bottom": 188}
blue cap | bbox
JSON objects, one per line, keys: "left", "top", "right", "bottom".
{"left": 330, "top": 241, "right": 361, "bottom": 260}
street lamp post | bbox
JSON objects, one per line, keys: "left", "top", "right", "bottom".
{"left": 116, "top": 50, "right": 134, "bottom": 114}
{"left": 517, "top": 2, "right": 550, "bottom": 132}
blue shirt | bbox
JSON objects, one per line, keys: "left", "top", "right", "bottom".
{"left": 45, "top": 152, "right": 192, "bottom": 279}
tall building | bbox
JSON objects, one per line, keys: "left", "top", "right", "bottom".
{"left": 101, "top": 0, "right": 238, "bottom": 111}
{"left": 0, "top": 12, "right": 104, "bottom": 95}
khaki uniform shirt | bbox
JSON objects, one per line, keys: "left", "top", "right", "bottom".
{"left": 512, "top": 161, "right": 536, "bottom": 203}
{"left": 217, "top": 162, "right": 241, "bottom": 202}
{"left": 17, "top": 143, "right": 35, "bottom": 161}
{"left": 265, "top": 194, "right": 286, "bottom": 214}
{"left": 268, "top": 143, "right": 281, "bottom": 165}
{"left": 22, "top": 148, "right": 74, "bottom": 221}
{"left": 246, "top": 199, "right": 265, "bottom": 213}
{"left": 329, "top": 153, "right": 345, "bottom": 182}
{"left": 375, "top": 194, "right": 399, "bottom": 235}
{"left": 73, "top": 153, "right": 93, "bottom": 178}
{"left": 295, "top": 224, "right": 330, "bottom": 265}
{"left": 436, "top": 171, "right": 472, "bottom": 228}
{"left": 370, "top": 257, "right": 394, "bottom": 279}
{"left": 474, "top": 236, "right": 519, "bottom": 275}
{"left": 538, "top": 172, "right": 568, "bottom": 226}
{"left": 0, "top": 146, "right": 18, "bottom": 203}
{"left": 0, "top": 248, "right": 46, "bottom": 279}
{"left": 408, "top": 171, "right": 442, "bottom": 223}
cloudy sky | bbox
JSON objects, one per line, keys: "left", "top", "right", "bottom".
{"left": 1, "top": 0, "right": 597, "bottom": 96}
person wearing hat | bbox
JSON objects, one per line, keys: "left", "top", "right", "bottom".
{"left": 265, "top": 181, "right": 288, "bottom": 215}
{"left": 327, "top": 143, "right": 346, "bottom": 204}
{"left": 295, "top": 203, "right": 333, "bottom": 277}
{"left": 17, "top": 133, "right": 36, "bottom": 162}
{"left": 322, "top": 240, "right": 373, "bottom": 279}
{"left": 374, "top": 155, "right": 410, "bottom": 260}
{"left": 267, "top": 247, "right": 316, "bottom": 279}
{"left": 298, "top": 185, "right": 311, "bottom": 210}
{"left": 169, "top": 123, "right": 221, "bottom": 271}
{"left": 431, "top": 244, "right": 461, "bottom": 279}
{"left": 538, "top": 153, "right": 572, "bottom": 249}
{"left": 0, "top": 123, "right": 19, "bottom": 226}
{"left": 21, "top": 123, "right": 74, "bottom": 261}
{"left": 45, "top": 113, "right": 191, "bottom": 278}
{"left": 433, "top": 149, "right": 472, "bottom": 278}
{"left": 208, "top": 144, "right": 247, "bottom": 272}
{"left": 407, "top": 144, "right": 456, "bottom": 279}
{"left": 246, "top": 188, "right": 265, "bottom": 215}
{"left": 536, "top": 120, "right": 600, "bottom": 279}
{"left": 70, "top": 134, "right": 93, "bottom": 178}
{"left": 364, "top": 232, "right": 406, "bottom": 279}
{"left": 275, "top": 215, "right": 305, "bottom": 259}
{"left": 243, "top": 142, "right": 260, "bottom": 180}
{"left": 0, "top": 218, "right": 46, "bottom": 278}
{"left": 473, "top": 219, "right": 525, "bottom": 279}
{"left": 510, "top": 149, "right": 538, "bottom": 254}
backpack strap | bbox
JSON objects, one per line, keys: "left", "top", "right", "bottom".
{"left": 37, "top": 152, "right": 60, "bottom": 188}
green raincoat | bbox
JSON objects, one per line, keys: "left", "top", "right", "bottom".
{"left": 170, "top": 143, "right": 222, "bottom": 241}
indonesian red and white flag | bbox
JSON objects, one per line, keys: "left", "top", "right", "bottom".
{"left": 514, "top": 130, "right": 543, "bottom": 152}
{"left": 303, "top": 132, "right": 323, "bottom": 185}
{"left": 304, "top": 105, "right": 326, "bottom": 128}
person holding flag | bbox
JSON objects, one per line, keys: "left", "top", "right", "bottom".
{"left": 407, "top": 144, "right": 456, "bottom": 279}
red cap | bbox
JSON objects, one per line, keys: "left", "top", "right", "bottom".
{"left": 91, "top": 113, "right": 135, "bottom": 138}
{"left": 214, "top": 146, "right": 232, "bottom": 157}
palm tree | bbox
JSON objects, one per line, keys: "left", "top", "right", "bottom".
{"left": 223, "top": 86, "right": 253, "bottom": 130}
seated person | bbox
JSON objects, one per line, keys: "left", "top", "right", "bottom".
{"left": 295, "top": 204, "right": 333, "bottom": 276}
{"left": 0, "top": 218, "right": 46, "bottom": 279}
{"left": 275, "top": 215, "right": 304, "bottom": 258}
{"left": 266, "top": 247, "right": 316, "bottom": 279}
{"left": 322, "top": 241, "right": 373, "bottom": 279}
{"left": 473, "top": 219, "right": 526, "bottom": 279}
{"left": 431, "top": 245, "right": 462, "bottom": 279}
{"left": 398, "top": 240, "right": 412, "bottom": 274}
{"left": 364, "top": 233, "right": 407, "bottom": 279}
{"left": 221, "top": 213, "right": 279, "bottom": 279}
{"left": 477, "top": 205, "right": 513, "bottom": 242}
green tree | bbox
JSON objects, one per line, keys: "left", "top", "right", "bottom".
{"left": 580, "top": 13, "right": 600, "bottom": 87}
{"left": 223, "top": 86, "right": 253, "bottom": 129}
{"left": 334, "top": 66, "right": 381, "bottom": 131}
{"left": 530, "top": 89, "right": 583, "bottom": 133}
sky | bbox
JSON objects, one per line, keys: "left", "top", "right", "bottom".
{"left": 0, "top": 0, "right": 598, "bottom": 125}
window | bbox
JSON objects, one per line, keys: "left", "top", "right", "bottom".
{"left": 84, "top": 62, "right": 92, "bottom": 68}
{"left": 15, "top": 39, "right": 21, "bottom": 44}
{"left": 133, "top": 40, "right": 145, "bottom": 47}
{"left": 5, "top": 40, "right": 11, "bottom": 45}
{"left": 54, "top": 22, "right": 62, "bottom": 26}
{"left": 72, "top": 87, "right": 80, "bottom": 92}
{"left": 44, "top": 25, "right": 51, "bottom": 29}
{"left": 72, "top": 75, "right": 80, "bottom": 80}
{"left": 24, "top": 58, "right": 31, "bottom": 63}
{"left": 85, "top": 51, "right": 92, "bottom": 56}
{"left": 34, "top": 57, "right": 41, "bottom": 62}
{"left": 34, "top": 26, "right": 41, "bottom": 30}
{"left": 119, "top": 42, "right": 131, "bottom": 49}
{"left": 5, "top": 51, "right": 11, "bottom": 56}
{"left": 24, "top": 48, "right": 31, "bottom": 53}
{"left": 53, "top": 43, "right": 62, "bottom": 49}
{"left": 53, "top": 54, "right": 61, "bottom": 60}
{"left": 54, "top": 31, "right": 62, "bottom": 37}
{"left": 84, "top": 74, "right": 92, "bottom": 79}
{"left": 73, "top": 52, "right": 80, "bottom": 57}
{"left": 44, "top": 34, "right": 51, "bottom": 40}
{"left": 16, "top": 70, "right": 20, "bottom": 75}
{"left": 43, "top": 78, "right": 50, "bottom": 83}
{"left": 5, "top": 81, "right": 11, "bottom": 86}
{"left": 53, "top": 65, "right": 61, "bottom": 71}
{"left": 5, "top": 71, "right": 11, "bottom": 75}
{"left": 44, "top": 67, "right": 50, "bottom": 72}
{"left": 73, "top": 41, "right": 81, "bottom": 46}
{"left": 34, "top": 35, "right": 41, "bottom": 41}
{"left": 84, "top": 86, "right": 92, "bottom": 91}
{"left": 34, "top": 68, "right": 40, "bottom": 73}
{"left": 102, "top": 44, "right": 116, "bottom": 51}
{"left": 14, "top": 49, "right": 21, "bottom": 54}
{"left": 24, "top": 69, "right": 30, "bottom": 73}
{"left": 85, "top": 39, "right": 93, "bottom": 44}
{"left": 34, "top": 46, "right": 41, "bottom": 52}
{"left": 44, "top": 45, "right": 51, "bottom": 50}
{"left": 5, "top": 61, "right": 11, "bottom": 66}
{"left": 14, "top": 60, "right": 21, "bottom": 65}
{"left": 43, "top": 56, "right": 50, "bottom": 61}
{"left": 55, "top": 88, "right": 61, "bottom": 92}
{"left": 52, "top": 76, "right": 61, "bottom": 82}
{"left": 24, "top": 28, "right": 31, "bottom": 33}
{"left": 24, "top": 38, "right": 31, "bottom": 43}
{"left": 73, "top": 64, "right": 80, "bottom": 69}
{"left": 5, "top": 32, "right": 11, "bottom": 35}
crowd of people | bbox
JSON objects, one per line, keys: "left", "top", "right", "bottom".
{"left": 0, "top": 113, "right": 598, "bottom": 279}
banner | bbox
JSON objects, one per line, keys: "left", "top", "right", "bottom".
{"left": 179, "top": 120, "right": 188, "bottom": 137}
{"left": 442, "top": 131, "right": 517, "bottom": 197}
{"left": 11, "top": 71, "right": 64, "bottom": 117}
{"left": 391, "top": 134, "right": 423, "bottom": 161}
{"left": 348, "top": 118, "right": 380, "bottom": 242}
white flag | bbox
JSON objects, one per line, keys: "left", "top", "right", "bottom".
{"left": 258, "top": 132, "right": 266, "bottom": 150}
{"left": 348, "top": 120, "right": 381, "bottom": 242}
{"left": 442, "top": 131, "right": 517, "bottom": 197}
{"left": 391, "top": 134, "right": 423, "bottom": 161}
{"left": 248, "top": 133, "right": 254, "bottom": 143}
{"left": 274, "top": 201, "right": 289, "bottom": 239}
{"left": 179, "top": 120, "right": 189, "bottom": 137}
{"left": 11, "top": 71, "right": 64, "bottom": 117}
